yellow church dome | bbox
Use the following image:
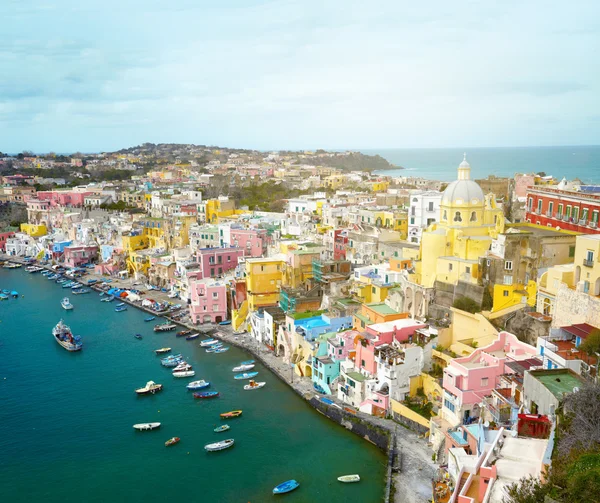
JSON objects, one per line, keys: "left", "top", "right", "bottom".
{"left": 441, "top": 154, "right": 484, "bottom": 207}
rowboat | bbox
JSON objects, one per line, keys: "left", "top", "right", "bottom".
{"left": 218, "top": 320, "right": 231, "bottom": 326}
{"left": 173, "top": 362, "right": 192, "bottom": 372}
{"left": 172, "top": 370, "right": 195, "bottom": 378}
{"left": 337, "top": 474, "right": 360, "bottom": 483}
{"left": 240, "top": 360, "right": 255, "bottom": 365}
{"left": 186, "top": 380, "right": 210, "bottom": 390}
{"left": 214, "top": 425, "right": 230, "bottom": 433}
{"left": 115, "top": 305, "right": 127, "bottom": 312}
{"left": 273, "top": 480, "right": 300, "bottom": 495}
{"left": 243, "top": 380, "right": 265, "bottom": 391}
{"left": 220, "top": 410, "right": 242, "bottom": 419}
{"left": 176, "top": 330, "right": 192, "bottom": 337}
{"left": 135, "top": 381, "right": 163, "bottom": 395}
{"left": 200, "top": 339, "right": 219, "bottom": 347}
{"left": 205, "top": 345, "right": 223, "bottom": 353}
{"left": 116, "top": 302, "right": 126, "bottom": 307}
{"left": 161, "top": 353, "right": 182, "bottom": 361}
{"left": 232, "top": 364, "right": 255, "bottom": 372}
{"left": 61, "top": 297, "right": 74, "bottom": 310}
{"left": 155, "top": 347, "right": 171, "bottom": 354}
{"left": 213, "top": 347, "right": 229, "bottom": 353}
{"left": 133, "top": 422, "right": 161, "bottom": 431}
{"left": 162, "top": 358, "right": 184, "bottom": 368}
{"left": 204, "top": 439, "right": 234, "bottom": 452}
{"left": 186, "top": 333, "right": 199, "bottom": 340}
{"left": 193, "top": 391, "right": 219, "bottom": 399}
{"left": 145, "top": 316, "right": 156, "bottom": 322}
{"left": 101, "top": 295, "right": 114, "bottom": 302}
{"left": 234, "top": 372, "right": 258, "bottom": 380}
{"left": 165, "top": 437, "right": 180, "bottom": 447}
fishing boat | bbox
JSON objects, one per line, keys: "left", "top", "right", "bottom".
{"left": 161, "top": 357, "right": 184, "bottom": 367}
{"left": 176, "top": 329, "right": 192, "bottom": 337}
{"left": 186, "top": 380, "right": 210, "bottom": 390}
{"left": 240, "top": 360, "right": 255, "bottom": 365}
{"left": 0, "top": 294, "right": 9, "bottom": 301}
{"left": 11, "top": 291, "right": 18, "bottom": 298}
{"left": 172, "top": 370, "right": 195, "bottom": 378}
{"left": 100, "top": 295, "right": 114, "bottom": 302}
{"left": 144, "top": 316, "right": 156, "bottom": 322}
{"left": 56, "top": 278, "right": 67, "bottom": 284}
{"left": 52, "top": 320, "right": 83, "bottom": 352}
{"left": 214, "top": 424, "right": 230, "bottom": 433}
{"left": 204, "top": 439, "right": 234, "bottom": 452}
{"left": 232, "top": 364, "right": 255, "bottom": 372}
{"left": 155, "top": 347, "right": 171, "bottom": 354}
{"left": 62, "top": 281, "right": 75, "bottom": 288}
{"left": 72, "top": 288, "right": 91, "bottom": 295}
{"left": 134, "top": 333, "right": 143, "bottom": 340}
{"left": 337, "top": 474, "right": 360, "bottom": 483}
{"left": 186, "top": 333, "right": 199, "bottom": 340}
{"left": 199, "top": 338, "right": 219, "bottom": 347}
{"left": 2, "top": 289, "right": 10, "bottom": 294}
{"left": 133, "top": 422, "right": 161, "bottom": 431}
{"left": 273, "top": 480, "right": 300, "bottom": 495}
{"left": 233, "top": 371, "right": 258, "bottom": 380}
{"left": 154, "top": 323, "right": 176, "bottom": 332}
{"left": 61, "top": 297, "right": 74, "bottom": 310}
{"left": 116, "top": 302, "right": 126, "bottom": 307}
{"left": 205, "top": 345, "right": 223, "bottom": 353}
{"left": 135, "top": 381, "right": 163, "bottom": 395}
{"left": 99, "top": 291, "right": 106, "bottom": 297}
{"left": 243, "top": 380, "right": 266, "bottom": 391}
{"left": 165, "top": 437, "right": 180, "bottom": 447}
{"left": 115, "top": 305, "right": 127, "bottom": 312}
{"left": 173, "top": 362, "right": 192, "bottom": 372}
{"left": 193, "top": 391, "right": 219, "bottom": 399}
{"left": 220, "top": 410, "right": 242, "bottom": 419}
{"left": 214, "top": 347, "right": 229, "bottom": 353}
{"left": 161, "top": 353, "right": 182, "bottom": 361}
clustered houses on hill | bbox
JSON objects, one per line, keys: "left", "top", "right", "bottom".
{"left": 4, "top": 148, "right": 600, "bottom": 503}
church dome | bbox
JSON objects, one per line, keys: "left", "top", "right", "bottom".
{"left": 441, "top": 154, "right": 484, "bottom": 206}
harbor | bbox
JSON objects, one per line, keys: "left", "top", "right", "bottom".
{"left": 0, "top": 266, "right": 389, "bottom": 503}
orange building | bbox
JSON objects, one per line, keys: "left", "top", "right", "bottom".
{"left": 353, "top": 302, "right": 408, "bottom": 331}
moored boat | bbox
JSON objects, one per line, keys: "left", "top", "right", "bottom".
{"left": 154, "top": 323, "right": 176, "bottom": 332}
{"left": 72, "top": 288, "right": 91, "bottom": 295}
{"left": 273, "top": 480, "right": 300, "bottom": 495}
{"left": 11, "top": 291, "right": 18, "bottom": 298}
{"left": 186, "top": 333, "right": 199, "bottom": 340}
{"left": 232, "top": 364, "right": 255, "bottom": 372}
{"left": 52, "top": 320, "right": 82, "bottom": 352}
{"left": 176, "top": 329, "right": 192, "bottom": 337}
{"left": 233, "top": 371, "right": 258, "bottom": 380}
{"left": 116, "top": 302, "right": 126, "bottom": 307}
{"left": 165, "top": 437, "right": 180, "bottom": 447}
{"left": 186, "top": 380, "right": 210, "bottom": 390}
{"left": 115, "top": 305, "right": 127, "bottom": 312}
{"left": 243, "top": 380, "right": 265, "bottom": 391}
{"left": 193, "top": 391, "right": 219, "bottom": 399}
{"left": 135, "top": 381, "right": 163, "bottom": 395}
{"left": 144, "top": 316, "right": 156, "bottom": 322}
{"left": 205, "top": 345, "right": 223, "bottom": 353}
{"left": 172, "top": 362, "right": 192, "bottom": 372}
{"left": 161, "top": 358, "right": 184, "bottom": 368}
{"left": 218, "top": 320, "right": 231, "bottom": 326}
{"left": 214, "top": 424, "right": 230, "bottom": 433}
{"left": 213, "top": 347, "right": 229, "bottom": 353}
{"left": 100, "top": 295, "right": 114, "bottom": 302}
{"left": 239, "top": 360, "right": 255, "bottom": 365}
{"left": 133, "top": 422, "right": 161, "bottom": 431}
{"left": 155, "top": 347, "right": 171, "bottom": 354}
{"left": 337, "top": 474, "right": 360, "bottom": 483}
{"left": 61, "top": 297, "right": 74, "bottom": 310}
{"left": 220, "top": 410, "right": 242, "bottom": 419}
{"left": 0, "top": 294, "right": 8, "bottom": 300}
{"left": 204, "top": 439, "right": 234, "bottom": 452}
{"left": 134, "top": 333, "right": 143, "bottom": 340}
{"left": 199, "top": 338, "right": 219, "bottom": 347}
{"left": 172, "top": 370, "right": 195, "bottom": 378}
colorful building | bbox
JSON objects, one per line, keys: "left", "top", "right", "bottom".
{"left": 245, "top": 257, "right": 285, "bottom": 311}
{"left": 194, "top": 247, "right": 245, "bottom": 279}
{"left": 63, "top": 245, "right": 98, "bottom": 268}
{"left": 189, "top": 281, "right": 228, "bottom": 324}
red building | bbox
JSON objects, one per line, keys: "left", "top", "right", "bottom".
{"left": 525, "top": 186, "right": 600, "bottom": 234}
{"left": 333, "top": 229, "right": 348, "bottom": 261}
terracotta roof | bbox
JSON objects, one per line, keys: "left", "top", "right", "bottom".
{"left": 561, "top": 323, "right": 597, "bottom": 340}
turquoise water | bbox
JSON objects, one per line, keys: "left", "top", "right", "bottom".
{"left": 0, "top": 269, "right": 386, "bottom": 502}
{"left": 368, "top": 145, "right": 600, "bottom": 183}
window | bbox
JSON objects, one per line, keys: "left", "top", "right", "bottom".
{"left": 428, "top": 202, "right": 434, "bottom": 211}
{"left": 481, "top": 378, "right": 489, "bottom": 387}
{"left": 212, "top": 292, "right": 218, "bottom": 298}
{"left": 449, "top": 263, "right": 453, "bottom": 271}
{"left": 569, "top": 246, "right": 575, "bottom": 258}
{"left": 410, "top": 217, "right": 415, "bottom": 225}
{"left": 210, "top": 268, "right": 215, "bottom": 277}
{"left": 444, "top": 399, "right": 455, "bottom": 413}
{"left": 503, "top": 290, "right": 509, "bottom": 297}
{"left": 582, "top": 208, "right": 589, "bottom": 222}
{"left": 372, "top": 287, "right": 376, "bottom": 293}
{"left": 548, "top": 202, "right": 554, "bottom": 216}
{"left": 504, "top": 275, "right": 513, "bottom": 285}
{"left": 505, "top": 261, "right": 513, "bottom": 271}
{"left": 527, "top": 198, "right": 533, "bottom": 211}
{"left": 566, "top": 205, "right": 572, "bottom": 218}
{"left": 443, "top": 210, "right": 447, "bottom": 220}
{"left": 573, "top": 207, "right": 579, "bottom": 222}
{"left": 213, "top": 304, "right": 220, "bottom": 312}
{"left": 537, "top": 199, "right": 542, "bottom": 213}
{"left": 454, "top": 211, "right": 462, "bottom": 222}
{"left": 361, "top": 359, "right": 365, "bottom": 367}
{"left": 558, "top": 203, "right": 563, "bottom": 218}
{"left": 470, "top": 211, "right": 477, "bottom": 222}
{"left": 587, "top": 250, "right": 594, "bottom": 262}
{"left": 465, "top": 266, "right": 471, "bottom": 274}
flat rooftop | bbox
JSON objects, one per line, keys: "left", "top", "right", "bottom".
{"left": 366, "top": 303, "right": 399, "bottom": 315}
{"left": 533, "top": 371, "right": 584, "bottom": 399}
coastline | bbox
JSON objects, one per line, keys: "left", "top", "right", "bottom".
{"left": 2, "top": 256, "right": 436, "bottom": 503}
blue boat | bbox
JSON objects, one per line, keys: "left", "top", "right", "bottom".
{"left": 186, "top": 380, "right": 210, "bottom": 390}
{"left": 273, "top": 480, "right": 300, "bottom": 495}
{"left": 144, "top": 316, "right": 156, "bottom": 322}
{"left": 240, "top": 360, "right": 255, "bottom": 365}
{"left": 10, "top": 291, "right": 18, "bottom": 298}
{"left": 234, "top": 372, "right": 258, "bottom": 380}
{"left": 218, "top": 320, "right": 231, "bottom": 326}
{"left": 0, "top": 294, "right": 8, "bottom": 300}
{"left": 87, "top": 279, "right": 97, "bottom": 285}
{"left": 101, "top": 295, "right": 114, "bottom": 303}
{"left": 134, "top": 333, "right": 142, "bottom": 339}
{"left": 62, "top": 282, "right": 74, "bottom": 288}
{"left": 72, "top": 288, "right": 90, "bottom": 295}
{"left": 320, "top": 397, "right": 334, "bottom": 405}
{"left": 1, "top": 289, "right": 9, "bottom": 295}
{"left": 213, "top": 347, "right": 229, "bottom": 353}
{"left": 115, "top": 305, "right": 127, "bottom": 312}
{"left": 116, "top": 302, "right": 126, "bottom": 307}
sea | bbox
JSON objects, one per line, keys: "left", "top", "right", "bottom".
{"left": 0, "top": 269, "right": 386, "bottom": 503}
{"left": 368, "top": 145, "right": 600, "bottom": 183}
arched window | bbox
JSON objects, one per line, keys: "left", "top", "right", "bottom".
{"left": 470, "top": 211, "right": 477, "bottom": 222}
{"left": 454, "top": 211, "right": 462, "bottom": 222}
{"left": 494, "top": 215, "right": 498, "bottom": 224}
{"left": 443, "top": 210, "right": 447, "bottom": 220}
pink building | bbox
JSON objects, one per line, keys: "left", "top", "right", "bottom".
{"left": 514, "top": 174, "right": 535, "bottom": 198}
{"left": 327, "top": 329, "right": 359, "bottom": 362}
{"left": 195, "top": 247, "right": 245, "bottom": 279}
{"left": 442, "top": 331, "right": 537, "bottom": 426}
{"left": 37, "top": 190, "right": 91, "bottom": 207}
{"left": 365, "top": 318, "right": 427, "bottom": 344}
{"left": 0, "top": 230, "right": 16, "bottom": 251}
{"left": 63, "top": 245, "right": 98, "bottom": 268}
{"left": 189, "top": 281, "right": 227, "bottom": 324}
{"left": 230, "top": 228, "right": 269, "bottom": 257}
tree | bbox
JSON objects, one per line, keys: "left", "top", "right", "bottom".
{"left": 558, "top": 381, "right": 600, "bottom": 456}
{"left": 578, "top": 329, "right": 600, "bottom": 356}
{"left": 503, "top": 475, "right": 548, "bottom": 503}
{"left": 452, "top": 296, "right": 480, "bottom": 314}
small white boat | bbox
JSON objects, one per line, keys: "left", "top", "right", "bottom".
{"left": 133, "top": 422, "right": 161, "bottom": 431}
{"left": 337, "top": 474, "right": 360, "bottom": 483}
{"left": 172, "top": 362, "right": 192, "bottom": 372}
{"left": 61, "top": 297, "right": 74, "bottom": 310}
{"left": 204, "top": 439, "right": 234, "bottom": 452}
{"left": 232, "top": 364, "right": 255, "bottom": 372}
{"left": 135, "top": 381, "right": 163, "bottom": 395}
{"left": 243, "top": 380, "right": 266, "bottom": 391}
{"left": 186, "top": 380, "right": 210, "bottom": 390}
{"left": 172, "top": 370, "right": 195, "bottom": 378}
{"left": 200, "top": 339, "right": 220, "bottom": 347}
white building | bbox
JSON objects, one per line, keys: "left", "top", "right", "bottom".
{"left": 408, "top": 190, "right": 442, "bottom": 243}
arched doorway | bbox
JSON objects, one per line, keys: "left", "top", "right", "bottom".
{"left": 203, "top": 315, "right": 212, "bottom": 323}
{"left": 215, "top": 316, "right": 222, "bottom": 323}
{"left": 278, "top": 344, "right": 285, "bottom": 357}
{"left": 304, "top": 365, "right": 312, "bottom": 377}
{"left": 542, "top": 298, "right": 551, "bottom": 316}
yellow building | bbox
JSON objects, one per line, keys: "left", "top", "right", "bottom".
{"left": 369, "top": 180, "right": 390, "bottom": 193}
{"left": 246, "top": 257, "right": 285, "bottom": 311}
{"left": 324, "top": 174, "right": 344, "bottom": 190}
{"left": 283, "top": 248, "right": 320, "bottom": 288}
{"left": 126, "top": 250, "right": 152, "bottom": 278}
{"left": 419, "top": 155, "right": 505, "bottom": 288}
{"left": 139, "top": 218, "right": 167, "bottom": 249}
{"left": 492, "top": 280, "right": 537, "bottom": 312}
{"left": 20, "top": 223, "right": 47, "bottom": 237}
{"left": 204, "top": 198, "right": 236, "bottom": 224}
{"left": 121, "top": 233, "right": 148, "bottom": 253}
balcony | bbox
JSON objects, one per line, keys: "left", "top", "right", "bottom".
{"left": 590, "top": 221, "right": 598, "bottom": 229}
{"left": 583, "top": 259, "right": 594, "bottom": 267}
{"left": 579, "top": 219, "right": 588, "bottom": 226}
{"left": 545, "top": 211, "right": 553, "bottom": 218}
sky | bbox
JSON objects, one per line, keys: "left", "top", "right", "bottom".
{"left": 1, "top": 0, "right": 599, "bottom": 153}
